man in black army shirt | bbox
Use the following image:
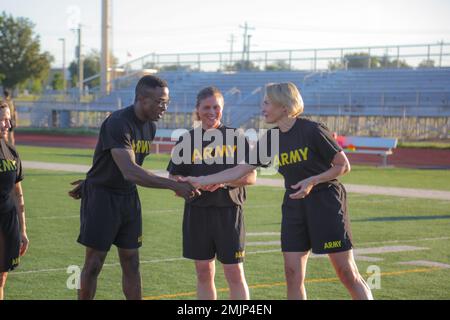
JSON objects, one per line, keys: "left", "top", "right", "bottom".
{"left": 69, "top": 75, "right": 197, "bottom": 300}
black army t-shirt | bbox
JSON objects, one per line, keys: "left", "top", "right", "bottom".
{"left": 167, "top": 124, "right": 250, "bottom": 207}
{"left": 0, "top": 139, "right": 24, "bottom": 213}
{"left": 86, "top": 105, "right": 156, "bottom": 191}
{"left": 257, "top": 118, "right": 342, "bottom": 198}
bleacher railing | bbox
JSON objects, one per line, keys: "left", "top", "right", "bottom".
{"left": 120, "top": 42, "right": 450, "bottom": 72}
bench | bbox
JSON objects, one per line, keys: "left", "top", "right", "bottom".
{"left": 337, "top": 136, "right": 398, "bottom": 166}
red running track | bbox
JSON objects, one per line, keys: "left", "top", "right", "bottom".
{"left": 15, "top": 132, "right": 450, "bottom": 169}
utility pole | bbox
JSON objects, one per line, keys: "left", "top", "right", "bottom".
{"left": 101, "top": 0, "right": 112, "bottom": 95}
{"left": 227, "top": 34, "right": 235, "bottom": 66}
{"left": 58, "top": 38, "right": 66, "bottom": 93}
{"left": 74, "top": 25, "right": 84, "bottom": 99}
{"left": 239, "top": 22, "right": 255, "bottom": 65}
{"left": 247, "top": 34, "right": 252, "bottom": 63}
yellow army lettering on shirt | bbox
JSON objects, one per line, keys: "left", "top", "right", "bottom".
{"left": 0, "top": 159, "right": 17, "bottom": 173}
{"left": 132, "top": 140, "right": 152, "bottom": 154}
{"left": 273, "top": 147, "right": 309, "bottom": 167}
{"left": 324, "top": 240, "right": 342, "bottom": 250}
{"left": 192, "top": 145, "right": 237, "bottom": 162}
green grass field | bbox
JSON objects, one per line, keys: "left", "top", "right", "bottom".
{"left": 17, "top": 145, "right": 450, "bottom": 191}
{"left": 4, "top": 146, "right": 450, "bottom": 300}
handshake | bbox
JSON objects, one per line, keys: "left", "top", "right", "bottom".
{"left": 173, "top": 176, "right": 226, "bottom": 200}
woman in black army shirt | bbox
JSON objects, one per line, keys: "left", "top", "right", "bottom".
{"left": 0, "top": 101, "right": 29, "bottom": 300}
{"left": 181, "top": 83, "right": 373, "bottom": 300}
{"left": 167, "top": 87, "right": 256, "bottom": 300}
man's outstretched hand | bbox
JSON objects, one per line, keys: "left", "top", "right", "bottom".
{"left": 68, "top": 179, "right": 85, "bottom": 200}
{"left": 174, "top": 180, "right": 201, "bottom": 201}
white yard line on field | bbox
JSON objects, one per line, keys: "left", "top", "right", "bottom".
{"left": 9, "top": 237, "right": 449, "bottom": 276}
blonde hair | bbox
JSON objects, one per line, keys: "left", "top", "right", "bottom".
{"left": 265, "top": 82, "right": 304, "bottom": 117}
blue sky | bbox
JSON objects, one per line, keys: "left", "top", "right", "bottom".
{"left": 1, "top": 0, "right": 449, "bottom": 67}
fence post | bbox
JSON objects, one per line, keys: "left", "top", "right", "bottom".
{"left": 264, "top": 51, "right": 268, "bottom": 70}
{"left": 314, "top": 49, "right": 317, "bottom": 71}
{"left": 288, "top": 51, "right": 292, "bottom": 70}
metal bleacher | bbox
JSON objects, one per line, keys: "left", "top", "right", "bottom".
{"left": 89, "top": 68, "right": 450, "bottom": 128}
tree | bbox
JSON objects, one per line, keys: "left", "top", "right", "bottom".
{"left": 265, "top": 60, "right": 291, "bottom": 71}
{"left": 345, "top": 53, "right": 380, "bottom": 69}
{"left": 69, "top": 50, "right": 100, "bottom": 89}
{"left": 223, "top": 60, "right": 260, "bottom": 71}
{"left": 328, "top": 54, "right": 376, "bottom": 70}
{"left": 328, "top": 59, "right": 344, "bottom": 71}
{"left": 51, "top": 72, "right": 64, "bottom": 91}
{"left": 389, "top": 59, "right": 411, "bottom": 69}
{"left": 379, "top": 55, "right": 411, "bottom": 68}
{"left": 328, "top": 52, "right": 412, "bottom": 70}
{"left": 69, "top": 49, "right": 119, "bottom": 89}
{"left": 0, "top": 12, "right": 53, "bottom": 90}
{"left": 418, "top": 59, "right": 435, "bottom": 68}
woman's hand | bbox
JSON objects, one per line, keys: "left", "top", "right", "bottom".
{"left": 289, "top": 177, "right": 316, "bottom": 199}
{"left": 200, "top": 184, "right": 225, "bottom": 192}
{"left": 68, "top": 180, "right": 84, "bottom": 200}
{"left": 19, "top": 232, "right": 29, "bottom": 256}
{"left": 177, "top": 176, "right": 203, "bottom": 189}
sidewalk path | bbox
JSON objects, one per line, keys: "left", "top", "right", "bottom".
{"left": 23, "top": 161, "right": 450, "bottom": 201}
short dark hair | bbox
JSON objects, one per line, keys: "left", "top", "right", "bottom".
{"left": 3, "top": 89, "right": 11, "bottom": 98}
{"left": 134, "top": 75, "right": 168, "bottom": 102}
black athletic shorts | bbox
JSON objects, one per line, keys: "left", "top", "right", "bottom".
{"left": 281, "top": 183, "right": 353, "bottom": 254}
{"left": 0, "top": 207, "right": 20, "bottom": 273}
{"left": 77, "top": 180, "right": 143, "bottom": 252}
{"left": 183, "top": 204, "right": 245, "bottom": 264}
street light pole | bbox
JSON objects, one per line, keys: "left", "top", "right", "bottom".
{"left": 58, "top": 38, "right": 67, "bottom": 93}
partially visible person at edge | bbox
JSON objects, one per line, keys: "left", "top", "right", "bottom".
{"left": 0, "top": 101, "right": 29, "bottom": 300}
{"left": 2, "top": 89, "right": 17, "bottom": 146}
